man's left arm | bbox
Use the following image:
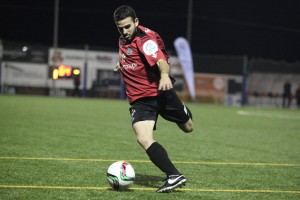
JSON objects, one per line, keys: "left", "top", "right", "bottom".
{"left": 157, "top": 59, "right": 173, "bottom": 91}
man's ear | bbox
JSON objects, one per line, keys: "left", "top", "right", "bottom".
{"left": 134, "top": 18, "right": 139, "bottom": 26}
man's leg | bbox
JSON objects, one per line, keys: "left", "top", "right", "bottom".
{"left": 133, "top": 120, "right": 180, "bottom": 175}
{"left": 177, "top": 118, "right": 193, "bottom": 133}
{"left": 132, "top": 120, "right": 155, "bottom": 150}
{"left": 133, "top": 120, "right": 186, "bottom": 193}
{"left": 159, "top": 90, "right": 194, "bottom": 133}
{"left": 177, "top": 105, "right": 193, "bottom": 133}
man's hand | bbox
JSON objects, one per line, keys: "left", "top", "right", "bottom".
{"left": 114, "top": 62, "right": 121, "bottom": 72}
{"left": 159, "top": 73, "right": 173, "bottom": 91}
{"left": 157, "top": 59, "right": 172, "bottom": 90}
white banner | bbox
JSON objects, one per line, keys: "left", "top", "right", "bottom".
{"left": 174, "top": 37, "right": 196, "bottom": 100}
{"left": 49, "top": 48, "right": 118, "bottom": 69}
{"left": 2, "top": 62, "right": 48, "bottom": 87}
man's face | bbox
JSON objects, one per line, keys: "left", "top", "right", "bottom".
{"left": 116, "top": 17, "right": 139, "bottom": 41}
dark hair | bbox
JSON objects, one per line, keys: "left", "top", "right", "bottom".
{"left": 113, "top": 5, "right": 137, "bottom": 22}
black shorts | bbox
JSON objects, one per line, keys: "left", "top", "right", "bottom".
{"left": 129, "top": 89, "right": 190, "bottom": 130}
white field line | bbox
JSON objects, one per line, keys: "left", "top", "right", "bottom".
{"left": 237, "top": 110, "right": 300, "bottom": 120}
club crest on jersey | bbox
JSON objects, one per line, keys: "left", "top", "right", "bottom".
{"left": 127, "top": 47, "right": 133, "bottom": 55}
{"left": 143, "top": 40, "right": 158, "bottom": 58}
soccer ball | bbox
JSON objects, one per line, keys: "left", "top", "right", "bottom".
{"left": 106, "top": 161, "right": 135, "bottom": 190}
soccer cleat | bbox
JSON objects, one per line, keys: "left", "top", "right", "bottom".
{"left": 156, "top": 175, "right": 186, "bottom": 193}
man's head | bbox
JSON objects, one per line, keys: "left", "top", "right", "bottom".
{"left": 113, "top": 5, "right": 139, "bottom": 41}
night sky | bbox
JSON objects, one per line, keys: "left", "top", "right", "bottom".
{"left": 1, "top": 0, "right": 299, "bottom": 62}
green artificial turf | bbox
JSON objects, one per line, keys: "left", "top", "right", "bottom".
{"left": 0, "top": 95, "right": 299, "bottom": 199}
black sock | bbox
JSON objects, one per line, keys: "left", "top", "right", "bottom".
{"left": 146, "top": 142, "right": 180, "bottom": 176}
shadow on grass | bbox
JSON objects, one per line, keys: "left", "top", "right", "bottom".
{"left": 134, "top": 173, "right": 163, "bottom": 188}
{"left": 134, "top": 174, "right": 186, "bottom": 193}
{"left": 107, "top": 174, "right": 185, "bottom": 193}
{"left": 107, "top": 188, "right": 134, "bottom": 193}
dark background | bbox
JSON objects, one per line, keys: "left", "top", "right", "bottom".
{"left": 1, "top": 0, "right": 299, "bottom": 62}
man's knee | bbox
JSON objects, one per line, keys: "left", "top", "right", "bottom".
{"left": 136, "top": 137, "right": 154, "bottom": 150}
{"left": 178, "top": 120, "right": 193, "bottom": 133}
{"left": 182, "top": 125, "right": 193, "bottom": 133}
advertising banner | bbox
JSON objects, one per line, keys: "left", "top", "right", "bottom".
{"left": 194, "top": 73, "right": 227, "bottom": 103}
{"left": 174, "top": 37, "right": 195, "bottom": 100}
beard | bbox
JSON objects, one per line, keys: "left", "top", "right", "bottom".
{"left": 123, "top": 26, "right": 137, "bottom": 42}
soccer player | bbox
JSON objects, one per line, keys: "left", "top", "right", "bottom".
{"left": 113, "top": 5, "right": 194, "bottom": 193}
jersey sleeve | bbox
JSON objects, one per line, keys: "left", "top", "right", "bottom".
{"left": 138, "top": 39, "right": 167, "bottom": 67}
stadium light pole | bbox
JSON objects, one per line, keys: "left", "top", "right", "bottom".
{"left": 82, "top": 44, "right": 89, "bottom": 97}
{"left": 187, "top": 0, "right": 193, "bottom": 44}
{"left": 241, "top": 55, "right": 248, "bottom": 105}
{"left": 0, "top": 39, "right": 3, "bottom": 93}
{"left": 52, "top": 0, "right": 59, "bottom": 95}
{"left": 53, "top": 0, "right": 59, "bottom": 51}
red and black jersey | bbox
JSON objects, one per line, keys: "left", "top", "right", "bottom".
{"left": 118, "top": 25, "right": 170, "bottom": 103}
